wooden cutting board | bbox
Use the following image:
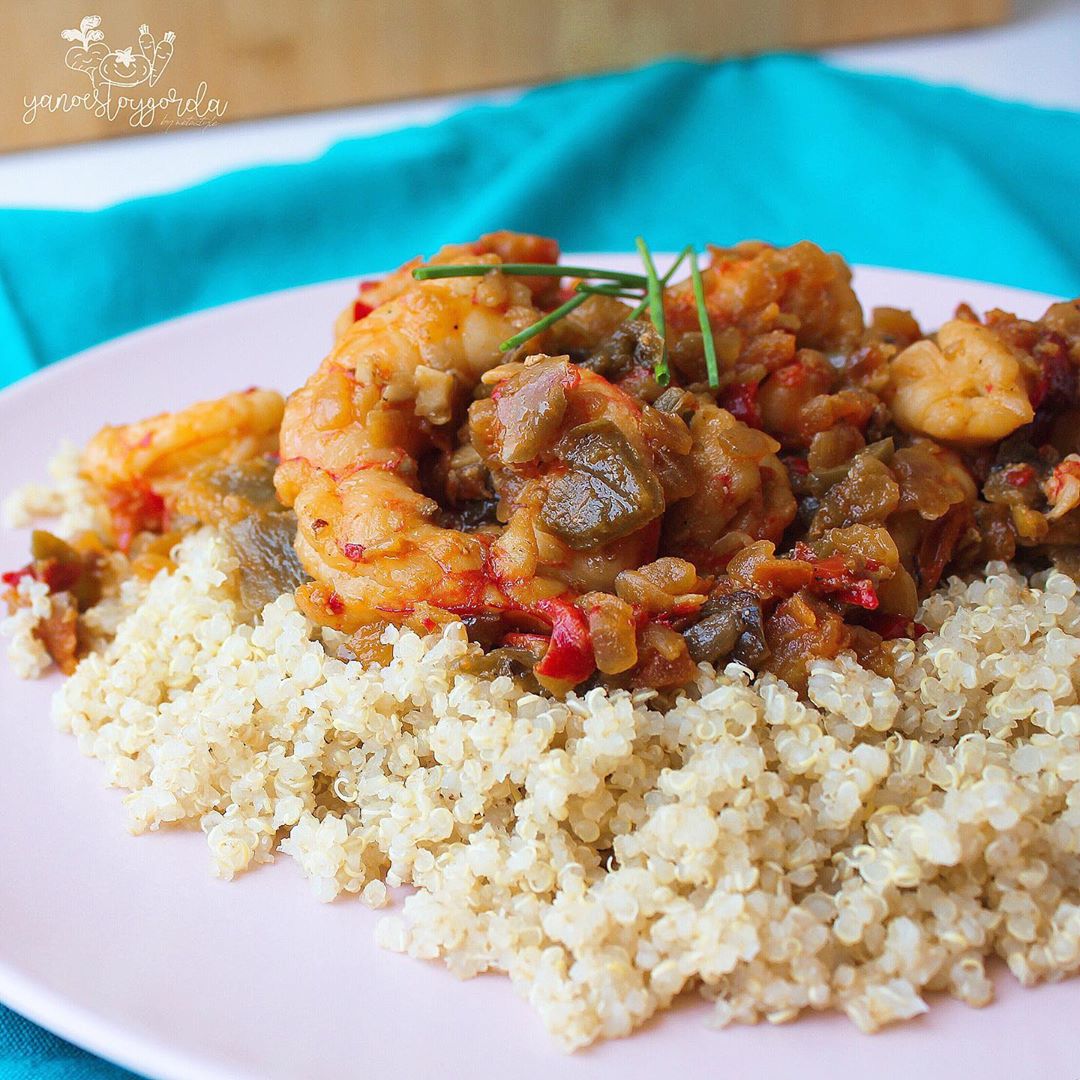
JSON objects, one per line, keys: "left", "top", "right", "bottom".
{"left": 10, "top": 0, "right": 1009, "bottom": 151}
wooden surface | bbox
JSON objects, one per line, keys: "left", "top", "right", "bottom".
{"left": 9, "top": 0, "right": 1010, "bottom": 152}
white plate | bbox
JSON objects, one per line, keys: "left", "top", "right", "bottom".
{"left": 0, "top": 258, "right": 1072, "bottom": 1080}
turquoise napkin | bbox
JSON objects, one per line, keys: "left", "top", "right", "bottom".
{"left": 0, "top": 54, "right": 1078, "bottom": 390}
{"left": 1, "top": 53, "right": 1079, "bottom": 1079}
{"left": 0, "top": 1004, "right": 131, "bottom": 1078}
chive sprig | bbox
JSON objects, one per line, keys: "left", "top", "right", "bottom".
{"left": 413, "top": 263, "right": 648, "bottom": 287}
{"left": 626, "top": 245, "right": 692, "bottom": 320}
{"left": 635, "top": 236, "right": 669, "bottom": 386}
{"left": 499, "top": 290, "right": 591, "bottom": 353}
{"left": 410, "top": 243, "right": 720, "bottom": 387}
{"left": 689, "top": 249, "right": 719, "bottom": 388}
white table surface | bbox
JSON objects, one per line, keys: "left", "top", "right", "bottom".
{"left": 0, "top": 0, "right": 1076, "bottom": 210}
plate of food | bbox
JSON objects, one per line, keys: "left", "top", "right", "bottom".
{"left": 1, "top": 233, "right": 1078, "bottom": 1080}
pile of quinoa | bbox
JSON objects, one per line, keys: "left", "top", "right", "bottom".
{"left": 4, "top": 505, "right": 1080, "bottom": 1050}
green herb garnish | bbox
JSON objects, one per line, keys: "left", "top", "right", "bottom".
{"left": 635, "top": 236, "right": 669, "bottom": 386}
{"left": 576, "top": 282, "right": 644, "bottom": 300}
{"left": 499, "top": 282, "right": 638, "bottom": 353}
{"left": 689, "top": 249, "right": 719, "bottom": 388}
{"left": 411, "top": 244, "right": 715, "bottom": 386}
{"left": 498, "top": 290, "right": 592, "bottom": 353}
{"left": 626, "top": 245, "right": 691, "bottom": 321}
{"left": 413, "top": 263, "right": 649, "bottom": 287}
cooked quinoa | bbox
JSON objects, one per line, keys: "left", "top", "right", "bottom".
{"left": 2, "top": 575, "right": 55, "bottom": 679}
{"left": 2, "top": 440, "right": 108, "bottom": 537}
{"left": 6, "top": 526, "right": 1070, "bottom": 1049}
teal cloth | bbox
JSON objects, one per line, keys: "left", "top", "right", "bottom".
{"left": 1, "top": 54, "right": 1079, "bottom": 390}
{"left": 0, "top": 1004, "right": 132, "bottom": 1079}
{"left": 1, "top": 53, "right": 1079, "bottom": 1079}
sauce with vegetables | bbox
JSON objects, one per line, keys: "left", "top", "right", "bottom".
{"left": 277, "top": 234, "right": 1079, "bottom": 694}
{"left": 9, "top": 233, "right": 1080, "bottom": 694}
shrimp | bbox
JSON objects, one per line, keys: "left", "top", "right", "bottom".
{"left": 275, "top": 238, "right": 558, "bottom": 632}
{"left": 333, "top": 231, "right": 562, "bottom": 340}
{"left": 664, "top": 240, "right": 865, "bottom": 355}
{"left": 82, "top": 388, "right": 284, "bottom": 488}
{"left": 757, "top": 350, "right": 879, "bottom": 449}
{"left": 885, "top": 320, "right": 1034, "bottom": 445}
{"left": 661, "top": 401, "right": 796, "bottom": 571}
{"left": 80, "top": 387, "right": 285, "bottom": 551}
{"left": 1044, "top": 454, "right": 1080, "bottom": 521}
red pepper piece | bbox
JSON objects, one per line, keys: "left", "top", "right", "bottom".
{"left": 834, "top": 579, "right": 879, "bottom": 610}
{"left": 718, "top": 380, "right": 761, "bottom": 428}
{"left": 865, "top": 613, "right": 910, "bottom": 639}
{"left": 105, "top": 481, "right": 167, "bottom": 554}
{"left": 1004, "top": 464, "right": 1036, "bottom": 488}
{"left": 38, "top": 559, "right": 80, "bottom": 594}
{"left": 792, "top": 545, "right": 880, "bottom": 611}
{"left": 532, "top": 597, "right": 595, "bottom": 683}
{"left": 2, "top": 565, "right": 35, "bottom": 589}
{"left": 1030, "top": 349, "right": 1073, "bottom": 411}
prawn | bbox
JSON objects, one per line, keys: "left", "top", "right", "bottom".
{"left": 275, "top": 237, "right": 562, "bottom": 633}
{"left": 82, "top": 388, "right": 284, "bottom": 488}
{"left": 80, "top": 387, "right": 284, "bottom": 551}
{"left": 663, "top": 240, "right": 865, "bottom": 355}
{"left": 333, "top": 231, "right": 562, "bottom": 339}
{"left": 885, "top": 320, "right": 1034, "bottom": 445}
{"left": 1044, "top": 454, "right": 1080, "bottom": 521}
